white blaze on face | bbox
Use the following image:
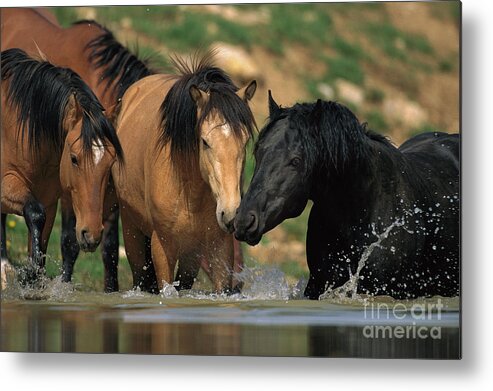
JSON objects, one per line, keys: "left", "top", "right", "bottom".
{"left": 92, "top": 139, "right": 105, "bottom": 165}
{"left": 220, "top": 123, "right": 232, "bottom": 137}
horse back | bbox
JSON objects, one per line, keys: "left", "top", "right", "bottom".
{"left": 1, "top": 8, "right": 109, "bottom": 108}
{"left": 400, "top": 132, "right": 459, "bottom": 163}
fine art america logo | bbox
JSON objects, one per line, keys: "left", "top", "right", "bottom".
{"left": 362, "top": 299, "right": 444, "bottom": 339}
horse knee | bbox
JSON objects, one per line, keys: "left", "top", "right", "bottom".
{"left": 23, "top": 198, "right": 46, "bottom": 231}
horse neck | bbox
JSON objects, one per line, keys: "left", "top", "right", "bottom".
{"left": 64, "top": 24, "right": 119, "bottom": 112}
{"left": 175, "top": 159, "right": 212, "bottom": 211}
{"left": 309, "top": 137, "right": 404, "bottom": 224}
{"left": 2, "top": 91, "right": 64, "bottom": 169}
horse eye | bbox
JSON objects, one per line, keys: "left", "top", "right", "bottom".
{"left": 202, "top": 138, "right": 210, "bottom": 149}
{"left": 290, "top": 157, "right": 301, "bottom": 167}
{"left": 70, "top": 154, "right": 79, "bottom": 166}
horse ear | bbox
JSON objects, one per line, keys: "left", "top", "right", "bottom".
{"left": 310, "top": 99, "right": 324, "bottom": 127}
{"left": 189, "top": 85, "right": 209, "bottom": 108}
{"left": 268, "top": 90, "right": 280, "bottom": 117}
{"left": 65, "top": 93, "right": 83, "bottom": 129}
{"left": 238, "top": 80, "right": 257, "bottom": 102}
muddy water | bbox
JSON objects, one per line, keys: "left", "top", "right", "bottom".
{"left": 0, "top": 271, "right": 460, "bottom": 358}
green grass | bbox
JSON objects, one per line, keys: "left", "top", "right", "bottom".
{"left": 429, "top": 1, "right": 461, "bottom": 23}
{"left": 366, "top": 88, "right": 385, "bottom": 104}
{"left": 51, "top": 7, "right": 79, "bottom": 27}
{"left": 54, "top": 4, "right": 335, "bottom": 56}
{"left": 133, "top": 44, "right": 171, "bottom": 73}
{"left": 262, "top": 4, "right": 333, "bottom": 54}
{"left": 363, "top": 22, "right": 434, "bottom": 62}
{"left": 438, "top": 57, "right": 456, "bottom": 73}
{"left": 366, "top": 110, "right": 389, "bottom": 133}
{"left": 325, "top": 56, "right": 365, "bottom": 85}
{"left": 53, "top": 5, "right": 254, "bottom": 53}
{"left": 331, "top": 36, "right": 366, "bottom": 61}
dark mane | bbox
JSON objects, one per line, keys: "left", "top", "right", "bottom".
{"left": 259, "top": 100, "right": 392, "bottom": 172}
{"left": 1, "top": 48, "right": 123, "bottom": 162}
{"left": 159, "top": 51, "right": 256, "bottom": 168}
{"left": 74, "top": 19, "right": 153, "bottom": 102}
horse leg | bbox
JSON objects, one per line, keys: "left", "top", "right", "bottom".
{"left": 101, "top": 180, "right": 120, "bottom": 292}
{"left": 1, "top": 213, "right": 8, "bottom": 260}
{"left": 121, "top": 212, "right": 157, "bottom": 293}
{"left": 207, "top": 232, "right": 234, "bottom": 293}
{"left": 101, "top": 208, "right": 119, "bottom": 293}
{"left": 39, "top": 203, "right": 57, "bottom": 256}
{"left": 193, "top": 236, "right": 242, "bottom": 292}
{"left": 175, "top": 254, "right": 201, "bottom": 291}
{"left": 23, "top": 195, "right": 47, "bottom": 271}
{"left": 61, "top": 197, "right": 80, "bottom": 283}
{"left": 150, "top": 231, "right": 176, "bottom": 291}
{"left": 232, "top": 238, "right": 244, "bottom": 293}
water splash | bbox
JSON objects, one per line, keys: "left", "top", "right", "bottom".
{"left": 179, "top": 263, "right": 305, "bottom": 301}
{"left": 121, "top": 287, "right": 148, "bottom": 299}
{"left": 320, "top": 218, "right": 405, "bottom": 301}
{"left": 2, "top": 261, "right": 75, "bottom": 301}
{"left": 234, "top": 266, "right": 291, "bottom": 300}
{"left": 160, "top": 281, "right": 179, "bottom": 298}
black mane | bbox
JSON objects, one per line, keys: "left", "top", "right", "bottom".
{"left": 159, "top": 51, "right": 256, "bottom": 167}
{"left": 74, "top": 19, "right": 153, "bottom": 102}
{"left": 259, "top": 100, "right": 392, "bottom": 173}
{"left": 1, "top": 48, "right": 123, "bottom": 161}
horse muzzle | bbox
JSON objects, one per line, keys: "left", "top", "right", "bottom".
{"left": 77, "top": 228, "right": 103, "bottom": 252}
{"left": 216, "top": 207, "right": 237, "bottom": 234}
{"left": 234, "top": 209, "right": 262, "bottom": 245}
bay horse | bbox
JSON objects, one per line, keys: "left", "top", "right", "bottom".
{"left": 1, "top": 48, "right": 123, "bottom": 281}
{"left": 1, "top": 8, "right": 151, "bottom": 291}
{"left": 235, "top": 93, "right": 459, "bottom": 300}
{"left": 1, "top": 8, "right": 245, "bottom": 291}
{"left": 112, "top": 52, "right": 256, "bottom": 293}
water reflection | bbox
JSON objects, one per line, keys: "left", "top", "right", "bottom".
{"left": 1, "top": 302, "right": 459, "bottom": 358}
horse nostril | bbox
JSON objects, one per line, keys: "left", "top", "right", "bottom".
{"left": 81, "top": 229, "right": 91, "bottom": 243}
{"left": 246, "top": 211, "right": 258, "bottom": 232}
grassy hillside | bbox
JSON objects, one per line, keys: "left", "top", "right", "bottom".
{"left": 4, "top": 3, "right": 460, "bottom": 291}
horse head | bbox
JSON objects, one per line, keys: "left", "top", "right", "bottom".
{"left": 190, "top": 81, "right": 256, "bottom": 232}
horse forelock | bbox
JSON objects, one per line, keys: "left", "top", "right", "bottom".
{"left": 158, "top": 51, "right": 256, "bottom": 168}
{"left": 72, "top": 76, "right": 124, "bottom": 163}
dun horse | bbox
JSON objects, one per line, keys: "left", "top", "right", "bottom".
{"left": 235, "top": 93, "right": 459, "bottom": 300}
{"left": 112, "top": 52, "right": 256, "bottom": 293}
{"left": 1, "top": 48, "right": 123, "bottom": 280}
{"left": 1, "top": 8, "right": 150, "bottom": 290}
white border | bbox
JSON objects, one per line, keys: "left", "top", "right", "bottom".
{"left": 2, "top": 0, "right": 492, "bottom": 389}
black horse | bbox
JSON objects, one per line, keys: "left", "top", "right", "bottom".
{"left": 235, "top": 93, "right": 459, "bottom": 300}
